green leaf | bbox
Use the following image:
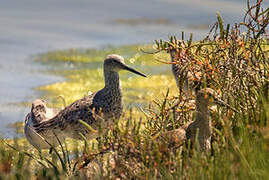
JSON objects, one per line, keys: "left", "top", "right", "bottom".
{"left": 188, "top": 33, "right": 193, "bottom": 47}
{"left": 79, "top": 120, "right": 98, "bottom": 133}
{"left": 217, "top": 12, "right": 224, "bottom": 39}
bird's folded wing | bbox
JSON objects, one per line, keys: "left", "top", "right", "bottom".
{"left": 34, "top": 93, "right": 97, "bottom": 133}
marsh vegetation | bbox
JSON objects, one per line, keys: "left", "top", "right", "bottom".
{"left": 1, "top": 1, "right": 268, "bottom": 179}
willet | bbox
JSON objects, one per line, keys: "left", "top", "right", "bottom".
{"left": 185, "top": 88, "right": 235, "bottom": 152}
{"left": 30, "top": 54, "right": 146, "bottom": 149}
{"left": 170, "top": 45, "right": 201, "bottom": 97}
{"left": 25, "top": 99, "right": 60, "bottom": 149}
{"left": 159, "top": 88, "right": 237, "bottom": 152}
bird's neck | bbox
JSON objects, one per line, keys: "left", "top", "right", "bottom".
{"left": 104, "top": 70, "right": 121, "bottom": 93}
{"left": 194, "top": 102, "right": 211, "bottom": 136}
{"left": 195, "top": 110, "right": 210, "bottom": 128}
{"left": 192, "top": 103, "right": 211, "bottom": 152}
{"left": 102, "top": 70, "right": 123, "bottom": 120}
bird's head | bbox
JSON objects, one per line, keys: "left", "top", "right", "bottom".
{"left": 31, "top": 99, "right": 47, "bottom": 113}
{"left": 196, "top": 88, "right": 238, "bottom": 112}
{"left": 104, "top": 54, "right": 146, "bottom": 77}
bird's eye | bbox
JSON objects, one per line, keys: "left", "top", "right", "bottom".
{"left": 36, "top": 105, "right": 42, "bottom": 109}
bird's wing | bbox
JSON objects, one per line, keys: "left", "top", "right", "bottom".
{"left": 34, "top": 93, "right": 99, "bottom": 133}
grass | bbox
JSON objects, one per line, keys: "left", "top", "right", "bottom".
{"left": 1, "top": 0, "right": 268, "bottom": 179}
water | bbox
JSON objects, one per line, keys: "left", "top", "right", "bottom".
{"left": 0, "top": 0, "right": 261, "bottom": 137}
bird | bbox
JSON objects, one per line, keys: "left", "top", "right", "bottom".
{"left": 158, "top": 88, "right": 237, "bottom": 152}
{"left": 24, "top": 99, "right": 60, "bottom": 149}
{"left": 170, "top": 48, "right": 188, "bottom": 95}
{"left": 29, "top": 54, "right": 146, "bottom": 149}
{"left": 169, "top": 45, "right": 202, "bottom": 97}
{"left": 185, "top": 88, "right": 237, "bottom": 152}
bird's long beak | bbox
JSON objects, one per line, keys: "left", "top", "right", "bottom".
{"left": 123, "top": 64, "right": 147, "bottom": 77}
{"left": 214, "top": 97, "right": 238, "bottom": 113}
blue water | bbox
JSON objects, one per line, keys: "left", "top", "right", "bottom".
{"left": 0, "top": 0, "right": 265, "bottom": 137}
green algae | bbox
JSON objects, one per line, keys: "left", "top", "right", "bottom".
{"left": 36, "top": 44, "right": 165, "bottom": 66}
